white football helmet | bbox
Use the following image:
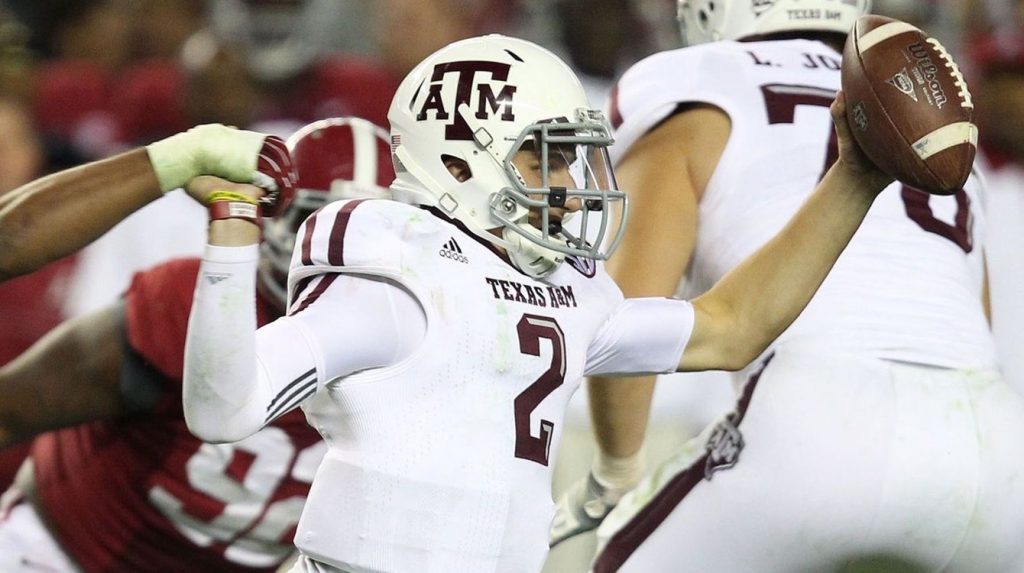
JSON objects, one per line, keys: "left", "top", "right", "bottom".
{"left": 678, "top": 0, "right": 871, "bottom": 46}
{"left": 388, "top": 34, "right": 627, "bottom": 278}
{"left": 259, "top": 117, "right": 393, "bottom": 307}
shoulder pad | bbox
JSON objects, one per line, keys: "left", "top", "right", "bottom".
{"left": 124, "top": 258, "right": 201, "bottom": 379}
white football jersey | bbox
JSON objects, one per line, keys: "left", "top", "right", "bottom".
{"left": 281, "top": 199, "right": 692, "bottom": 573}
{"left": 611, "top": 39, "right": 995, "bottom": 369}
{"left": 981, "top": 157, "right": 1024, "bottom": 392}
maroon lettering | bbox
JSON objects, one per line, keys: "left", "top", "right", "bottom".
{"left": 534, "top": 286, "right": 548, "bottom": 307}
{"left": 415, "top": 60, "right": 515, "bottom": 140}
{"left": 476, "top": 83, "right": 517, "bottom": 121}
{"left": 484, "top": 278, "right": 558, "bottom": 308}
{"left": 498, "top": 279, "right": 514, "bottom": 300}
{"left": 558, "top": 286, "right": 577, "bottom": 308}
{"left": 526, "top": 285, "right": 539, "bottom": 306}
{"left": 485, "top": 277, "right": 502, "bottom": 298}
{"left": 416, "top": 85, "right": 450, "bottom": 121}
{"left": 801, "top": 53, "right": 840, "bottom": 70}
{"left": 510, "top": 281, "right": 528, "bottom": 303}
{"left": 747, "top": 50, "right": 773, "bottom": 67}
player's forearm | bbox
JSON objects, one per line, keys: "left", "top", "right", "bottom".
{"left": 0, "top": 149, "right": 161, "bottom": 280}
{"left": 685, "top": 162, "right": 886, "bottom": 371}
{"left": 183, "top": 242, "right": 269, "bottom": 443}
{"left": 587, "top": 375, "right": 655, "bottom": 458}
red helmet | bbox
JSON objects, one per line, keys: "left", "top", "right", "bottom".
{"left": 259, "top": 116, "right": 393, "bottom": 308}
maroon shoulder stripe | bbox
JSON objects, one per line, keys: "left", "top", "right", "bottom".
{"left": 300, "top": 213, "right": 318, "bottom": 266}
{"left": 288, "top": 276, "right": 315, "bottom": 315}
{"left": 609, "top": 83, "right": 623, "bottom": 129}
{"left": 327, "top": 200, "right": 367, "bottom": 266}
{"left": 290, "top": 274, "right": 339, "bottom": 316}
{"left": 593, "top": 352, "right": 775, "bottom": 573}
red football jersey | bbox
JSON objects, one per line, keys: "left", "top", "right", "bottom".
{"left": 31, "top": 258, "right": 325, "bottom": 573}
{"left": 0, "top": 256, "right": 77, "bottom": 492}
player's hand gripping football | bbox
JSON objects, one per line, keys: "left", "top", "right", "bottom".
{"left": 146, "top": 124, "right": 297, "bottom": 216}
{"left": 549, "top": 454, "right": 645, "bottom": 548}
{"left": 831, "top": 91, "right": 895, "bottom": 193}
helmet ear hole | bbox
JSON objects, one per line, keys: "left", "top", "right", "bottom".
{"left": 442, "top": 155, "right": 474, "bottom": 183}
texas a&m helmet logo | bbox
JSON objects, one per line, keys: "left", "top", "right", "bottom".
{"left": 416, "top": 60, "right": 518, "bottom": 141}
{"left": 704, "top": 414, "right": 744, "bottom": 479}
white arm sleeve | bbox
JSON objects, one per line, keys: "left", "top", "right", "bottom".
{"left": 183, "top": 244, "right": 425, "bottom": 443}
{"left": 584, "top": 297, "right": 695, "bottom": 377}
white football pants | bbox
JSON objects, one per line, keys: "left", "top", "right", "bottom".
{"left": 595, "top": 348, "right": 1024, "bottom": 573}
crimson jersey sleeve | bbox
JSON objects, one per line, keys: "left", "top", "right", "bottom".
{"left": 33, "top": 257, "right": 323, "bottom": 573}
{"left": 124, "top": 257, "right": 202, "bottom": 381}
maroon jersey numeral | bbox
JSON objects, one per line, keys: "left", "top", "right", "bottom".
{"left": 148, "top": 428, "right": 326, "bottom": 563}
{"left": 760, "top": 83, "right": 838, "bottom": 182}
{"left": 760, "top": 83, "right": 973, "bottom": 252}
{"left": 901, "top": 186, "right": 973, "bottom": 253}
{"left": 513, "top": 314, "right": 566, "bottom": 466}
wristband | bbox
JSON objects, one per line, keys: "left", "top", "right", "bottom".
{"left": 208, "top": 191, "right": 260, "bottom": 205}
{"left": 209, "top": 201, "right": 262, "bottom": 226}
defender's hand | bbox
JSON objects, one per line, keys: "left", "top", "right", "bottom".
{"left": 146, "top": 125, "right": 296, "bottom": 215}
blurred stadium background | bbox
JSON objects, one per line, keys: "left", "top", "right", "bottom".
{"left": 2, "top": 1, "right": 1024, "bottom": 572}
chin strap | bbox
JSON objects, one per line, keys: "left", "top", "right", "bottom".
{"left": 503, "top": 226, "right": 564, "bottom": 278}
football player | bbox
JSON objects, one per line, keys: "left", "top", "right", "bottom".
{"left": 181, "top": 34, "right": 892, "bottom": 573}
{"left": 0, "top": 123, "right": 295, "bottom": 283}
{"left": 0, "top": 118, "right": 391, "bottom": 573}
{"left": 972, "top": 36, "right": 1024, "bottom": 396}
{"left": 558, "top": 2, "right": 1024, "bottom": 572}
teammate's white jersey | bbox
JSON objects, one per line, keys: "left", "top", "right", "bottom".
{"left": 981, "top": 157, "right": 1024, "bottom": 393}
{"left": 611, "top": 39, "right": 995, "bottom": 369}
{"left": 245, "top": 199, "right": 692, "bottom": 573}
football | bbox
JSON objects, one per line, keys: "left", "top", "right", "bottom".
{"left": 841, "top": 15, "right": 976, "bottom": 195}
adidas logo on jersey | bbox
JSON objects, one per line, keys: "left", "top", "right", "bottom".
{"left": 205, "top": 273, "right": 231, "bottom": 285}
{"left": 439, "top": 238, "right": 469, "bottom": 263}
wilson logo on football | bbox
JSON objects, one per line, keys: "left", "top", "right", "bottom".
{"left": 439, "top": 238, "right": 469, "bottom": 263}
{"left": 887, "top": 69, "right": 918, "bottom": 102}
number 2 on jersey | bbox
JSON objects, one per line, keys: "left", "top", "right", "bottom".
{"left": 513, "top": 314, "right": 566, "bottom": 466}
{"left": 760, "top": 83, "right": 973, "bottom": 253}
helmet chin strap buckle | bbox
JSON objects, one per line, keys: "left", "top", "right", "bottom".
{"left": 502, "top": 226, "right": 564, "bottom": 279}
{"left": 549, "top": 186, "right": 566, "bottom": 208}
